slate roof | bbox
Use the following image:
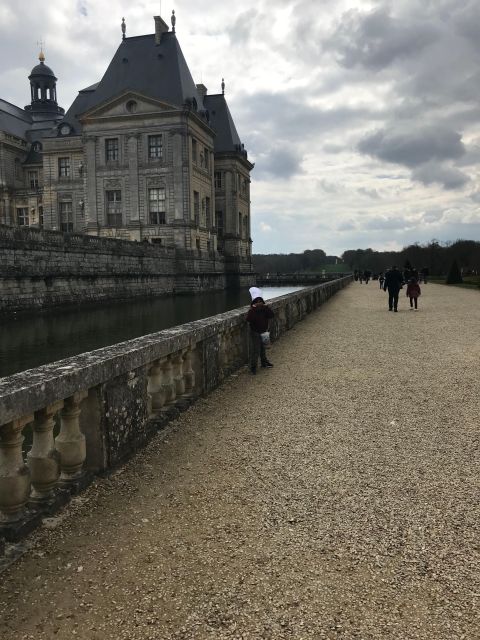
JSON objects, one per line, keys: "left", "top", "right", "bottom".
{"left": 58, "top": 31, "right": 202, "bottom": 136}
{"left": 0, "top": 99, "right": 32, "bottom": 139}
{"left": 204, "top": 94, "right": 242, "bottom": 153}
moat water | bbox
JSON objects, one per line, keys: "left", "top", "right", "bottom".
{"left": 0, "top": 286, "right": 303, "bottom": 379}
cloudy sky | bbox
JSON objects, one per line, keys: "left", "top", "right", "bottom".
{"left": 2, "top": 0, "right": 480, "bottom": 255}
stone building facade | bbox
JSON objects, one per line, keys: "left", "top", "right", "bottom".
{"left": 0, "top": 12, "right": 253, "bottom": 284}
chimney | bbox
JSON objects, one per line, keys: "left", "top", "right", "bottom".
{"left": 196, "top": 84, "right": 208, "bottom": 103}
{"left": 154, "top": 16, "right": 169, "bottom": 45}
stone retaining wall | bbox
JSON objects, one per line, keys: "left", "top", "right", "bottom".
{"left": 0, "top": 225, "right": 245, "bottom": 312}
{"left": 0, "top": 276, "right": 352, "bottom": 549}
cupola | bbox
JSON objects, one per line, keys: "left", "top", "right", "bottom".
{"left": 25, "top": 48, "right": 64, "bottom": 119}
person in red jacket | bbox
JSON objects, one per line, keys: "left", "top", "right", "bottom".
{"left": 246, "top": 287, "right": 274, "bottom": 374}
{"left": 406, "top": 277, "right": 421, "bottom": 310}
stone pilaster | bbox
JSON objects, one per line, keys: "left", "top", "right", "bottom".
{"left": 85, "top": 136, "right": 98, "bottom": 232}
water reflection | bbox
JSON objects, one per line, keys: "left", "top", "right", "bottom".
{"left": 0, "top": 286, "right": 304, "bottom": 378}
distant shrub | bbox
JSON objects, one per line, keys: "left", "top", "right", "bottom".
{"left": 446, "top": 260, "right": 463, "bottom": 284}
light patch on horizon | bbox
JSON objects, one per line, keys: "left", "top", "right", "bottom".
{"left": 1, "top": 0, "right": 480, "bottom": 255}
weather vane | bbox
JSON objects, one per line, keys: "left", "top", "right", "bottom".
{"left": 37, "top": 39, "right": 46, "bottom": 62}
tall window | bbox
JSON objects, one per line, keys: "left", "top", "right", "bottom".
{"left": 105, "top": 138, "right": 119, "bottom": 162}
{"left": 243, "top": 215, "right": 249, "bottom": 239}
{"left": 214, "top": 172, "right": 222, "bottom": 189}
{"left": 192, "top": 138, "right": 197, "bottom": 163}
{"left": 59, "top": 201, "right": 73, "bottom": 232}
{"left": 149, "top": 188, "right": 166, "bottom": 224}
{"left": 148, "top": 135, "right": 163, "bottom": 160}
{"left": 17, "top": 208, "right": 29, "bottom": 226}
{"left": 216, "top": 211, "right": 224, "bottom": 251}
{"left": 238, "top": 212, "right": 242, "bottom": 237}
{"left": 106, "top": 190, "right": 122, "bottom": 227}
{"left": 205, "top": 197, "right": 211, "bottom": 228}
{"left": 29, "top": 170, "right": 39, "bottom": 189}
{"left": 193, "top": 191, "right": 200, "bottom": 226}
{"left": 39, "top": 205, "right": 44, "bottom": 227}
{"left": 204, "top": 147, "right": 209, "bottom": 171}
{"left": 58, "top": 157, "right": 70, "bottom": 177}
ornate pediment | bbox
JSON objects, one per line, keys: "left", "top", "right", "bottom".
{"left": 80, "top": 92, "right": 177, "bottom": 122}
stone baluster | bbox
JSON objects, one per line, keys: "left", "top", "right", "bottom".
{"left": 148, "top": 360, "right": 166, "bottom": 413}
{"left": 161, "top": 357, "right": 176, "bottom": 405}
{"left": 28, "top": 401, "right": 64, "bottom": 501}
{"left": 55, "top": 391, "right": 88, "bottom": 481}
{"left": 172, "top": 351, "right": 186, "bottom": 396}
{"left": 183, "top": 347, "right": 196, "bottom": 396}
{"left": 0, "top": 414, "right": 33, "bottom": 523}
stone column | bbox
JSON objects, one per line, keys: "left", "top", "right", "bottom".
{"left": 183, "top": 348, "right": 196, "bottom": 396}
{"left": 28, "top": 401, "right": 64, "bottom": 501}
{"left": 161, "top": 357, "right": 176, "bottom": 405}
{"left": 127, "top": 134, "right": 141, "bottom": 240}
{"left": 55, "top": 391, "right": 87, "bottom": 481}
{"left": 0, "top": 415, "right": 33, "bottom": 523}
{"left": 172, "top": 351, "right": 185, "bottom": 397}
{"left": 148, "top": 360, "right": 166, "bottom": 413}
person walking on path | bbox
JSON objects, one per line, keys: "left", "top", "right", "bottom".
{"left": 406, "top": 278, "right": 421, "bottom": 310}
{"left": 383, "top": 266, "right": 403, "bottom": 312}
{"left": 246, "top": 287, "right": 274, "bottom": 374}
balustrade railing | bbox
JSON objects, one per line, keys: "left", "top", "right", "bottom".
{"left": 0, "top": 276, "right": 352, "bottom": 545}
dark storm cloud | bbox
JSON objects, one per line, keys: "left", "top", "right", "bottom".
{"left": 237, "top": 90, "right": 381, "bottom": 141}
{"left": 325, "top": 6, "right": 438, "bottom": 71}
{"left": 412, "top": 163, "right": 470, "bottom": 191}
{"left": 358, "top": 127, "right": 466, "bottom": 168}
{"left": 254, "top": 147, "right": 303, "bottom": 180}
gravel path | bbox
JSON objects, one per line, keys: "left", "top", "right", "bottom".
{"left": 1, "top": 282, "right": 479, "bottom": 640}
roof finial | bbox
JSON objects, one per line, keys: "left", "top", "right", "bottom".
{"left": 121, "top": 17, "right": 126, "bottom": 40}
{"left": 171, "top": 9, "right": 176, "bottom": 33}
{"left": 221, "top": 78, "right": 225, "bottom": 95}
{"left": 37, "top": 39, "right": 45, "bottom": 63}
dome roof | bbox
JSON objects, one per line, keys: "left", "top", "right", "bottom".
{"left": 29, "top": 61, "right": 56, "bottom": 79}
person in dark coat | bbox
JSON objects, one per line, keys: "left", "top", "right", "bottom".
{"left": 383, "top": 266, "right": 403, "bottom": 312}
{"left": 246, "top": 287, "right": 274, "bottom": 374}
{"left": 406, "top": 278, "right": 421, "bottom": 310}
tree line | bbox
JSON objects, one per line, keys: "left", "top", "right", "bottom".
{"left": 253, "top": 249, "right": 340, "bottom": 274}
{"left": 253, "top": 240, "right": 480, "bottom": 276}
{"left": 342, "top": 240, "right": 480, "bottom": 275}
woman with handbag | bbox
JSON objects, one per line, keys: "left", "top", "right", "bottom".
{"left": 246, "top": 287, "right": 274, "bottom": 375}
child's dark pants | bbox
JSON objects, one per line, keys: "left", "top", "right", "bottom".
{"left": 409, "top": 296, "right": 418, "bottom": 309}
{"left": 249, "top": 331, "right": 267, "bottom": 370}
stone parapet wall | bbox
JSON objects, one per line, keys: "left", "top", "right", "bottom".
{"left": 0, "top": 276, "right": 352, "bottom": 546}
{"left": 0, "top": 225, "right": 250, "bottom": 312}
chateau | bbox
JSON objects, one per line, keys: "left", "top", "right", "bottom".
{"left": 0, "top": 12, "right": 253, "bottom": 284}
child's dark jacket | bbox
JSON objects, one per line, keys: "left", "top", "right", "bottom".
{"left": 246, "top": 301, "right": 274, "bottom": 333}
{"left": 406, "top": 282, "right": 421, "bottom": 298}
